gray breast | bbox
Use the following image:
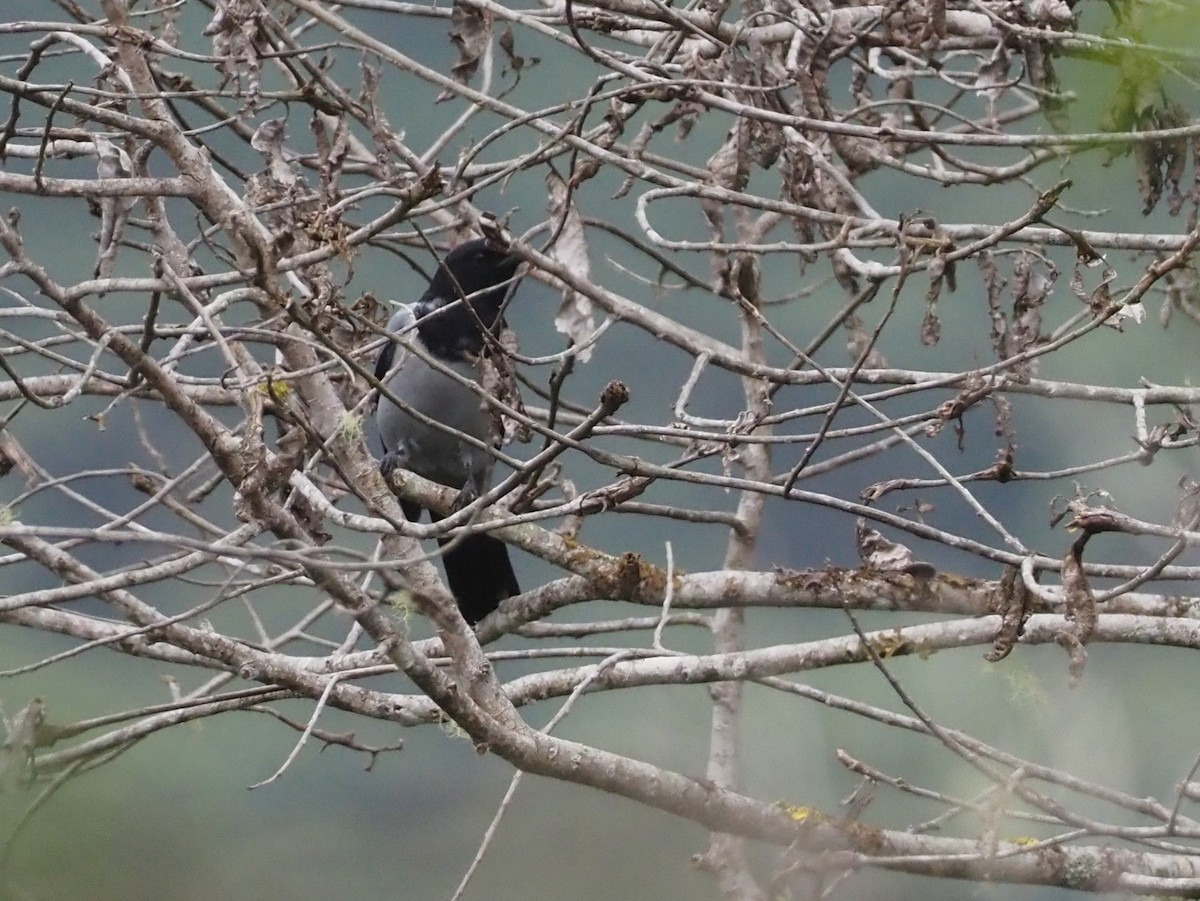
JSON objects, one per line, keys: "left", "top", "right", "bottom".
{"left": 375, "top": 305, "right": 492, "bottom": 490}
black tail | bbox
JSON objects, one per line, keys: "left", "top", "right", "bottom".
{"left": 438, "top": 531, "right": 519, "bottom": 624}
{"left": 404, "top": 502, "right": 518, "bottom": 624}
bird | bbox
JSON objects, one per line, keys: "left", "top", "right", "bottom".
{"left": 374, "top": 239, "right": 522, "bottom": 624}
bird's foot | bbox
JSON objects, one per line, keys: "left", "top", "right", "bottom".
{"left": 451, "top": 484, "right": 479, "bottom": 512}
{"left": 379, "top": 450, "right": 408, "bottom": 483}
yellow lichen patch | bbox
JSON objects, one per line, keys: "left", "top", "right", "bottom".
{"left": 778, "top": 803, "right": 823, "bottom": 824}
{"left": 340, "top": 412, "right": 363, "bottom": 441}
{"left": 256, "top": 379, "right": 291, "bottom": 401}
{"left": 387, "top": 590, "right": 415, "bottom": 630}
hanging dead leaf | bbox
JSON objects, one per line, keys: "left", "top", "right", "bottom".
{"left": 437, "top": 0, "right": 491, "bottom": 102}
{"left": 0, "top": 697, "right": 44, "bottom": 792}
{"left": 93, "top": 136, "right": 134, "bottom": 280}
{"left": 1056, "top": 631, "right": 1087, "bottom": 686}
{"left": 204, "top": 0, "right": 266, "bottom": 109}
{"left": 974, "top": 42, "right": 1010, "bottom": 127}
{"left": 701, "top": 121, "right": 750, "bottom": 245}
{"left": 250, "top": 118, "right": 297, "bottom": 187}
{"left": 498, "top": 24, "right": 537, "bottom": 77}
{"left": 480, "top": 327, "right": 530, "bottom": 445}
{"left": 845, "top": 315, "right": 888, "bottom": 368}
{"left": 546, "top": 171, "right": 597, "bottom": 362}
{"left": 992, "top": 394, "right": 1014, "bottom": 438}
{"left": 1060, "top": 534, "right": 1096, "bottom": 644}
{"left": 921, "top": 255, "right": 943, "bottom": 346}
{"left": 985, "top": 565, "right": 1029, "bottom": 662}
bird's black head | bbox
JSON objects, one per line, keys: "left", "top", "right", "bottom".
{"left": 414, "top": 239, "right": 521, "bottom": 359}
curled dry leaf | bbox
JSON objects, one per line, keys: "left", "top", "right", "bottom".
{"left": 974, "top": 41, "right": 1010, "bottom": 127}
{"left": 0, "top": 697, "right": 44, "bottom": 793}
{"left": 921, "top": 277, "right": 942, "bottom": 347}
{"left": 855, "top": 519, "right": 936, "bottom": 578}
{"left": 1061, "top": 537, "right": 1096, "bottom": 643}
{"left": 1057, "top": 533, "right": 1096, "bottom": 682}
{"left": 546, "top": 171, "right": 597, "bottom": 362}
{"left": 438, "top": 0, "right": 491, "bottom": 102}
{"left": 982, "top": 444, "right": 1016, "bottom": 483}
{"left": 701, "top": 120, "right": 750, "bottom": 246}
{"left": 996, "top": 249, "right": 1055, "bottom": 380}
{"left": 498, "top": 25, "right": 519, "bottom": 69}
{"left": 93, "top": 136, "right": 134, "bottom": 281}
{"left": 498, "top": 25, "right": 537, "bottom": 75}
{"left": 480, "top": 328, "right": 530, "bottom": 445}
{"left": 204, "top": 0, "right": 266, "bottom": 109}
{"left": 250, "top": 119, "right": 298, "bottom": 187}
{"left": 1088, "top": 268, "right": 1115, "bottom": 318}
{"left": 925, "top": 375, "right": 993, "bottom": 440}
{"left": 845, "top": 315, "right": 889, "bottom": 368}
{"left": 992, "top": 394, "right": 1014, "bottom": 438}
{"left": 361, "top": 64, "right": 403, "bottom": 179}
{"left": 311, "top": 111, "right": 351, "bottom": 203}
{"left": 985, "top": 565, "right": 1029, "bottom": 662}
{"left": 1055, "top": 631, "right": 1087, "bottom": 686}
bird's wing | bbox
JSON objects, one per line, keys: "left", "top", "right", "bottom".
{"left": 374, "top": 305, "right": 418, "bottom": 383}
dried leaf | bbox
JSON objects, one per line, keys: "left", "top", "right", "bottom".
{"left": 204, "top": 0, "right": 265, "bottom": 110}
{"left": 985, "top": 565, "right": 1029, "bottom": 662}
{"left": 701, "top": 121, "right": 751, "bottom": 249}
{"left": 925, "top": 376, "right": 992, "bottom": 439}
{"left": 921, "top": 254, "right": 945, "bottom": 346}
{"left": 1056, "top": 631, "right": 1087, "bottom": 685}
{"left": 1061, "top": 533, "right": 1096, "bottom": 645}
{"left": 438, "top": 0, "right": 491, "bottom": 102}
{"left": 498, "top": 25, "right": 524, "bottom": 73}
{"left": 311, "top": 111, "right": 350, "bottom": 201}
{"left": 845, "top": 315, "right": 888, "bottom": 368}
{"left": 1002, "top": 250, "right": 1054, "bottom": 379}
{"left": 0, "top": 697, "right": 43, "bottom": 792}
{"left": 1163, "top": 104, "right": 1189, "bottom": 214}
{"left": 1076, "top": 267, "right": 1124, "bottom": 326}
{"left": 250, "top": 118, "right": 297, "bottom": 187}
{"left": 1192, "top": 135, "right": 1200, "bottom": 210}
{"left": 980, "top": 250, "right": 1008, "bottom": 356}
{"left": 749, "top": 120, "right": 783, "bottom": 169}
{"left": 361, "top": 63, "right": 401, "bottom": 178}
{"left": 93, "top": 136, "right": 134, "bottom": 280}
{"left": 152, "top": 0, "right": 182, "bottom": 48}
{"left": 856, "top": 519, "right": 936, "bottom": 578}
{"left": 480, "top": 331, "right": 530, "bottom": 445}
{"left": 1112, "top": 300, "right": 1146, "bottom": 327}
{"left": 974, "top": 42, "right": 1010, "bottom": 126}
{"left": 985, "top": 444, "right": 1016, "bottom": 483}
{"left": 733, "top": 254, "right": 760, "bottom": 304}
{"left": 1136, "top": 140, "right": 1162, "bottom": 215}
{"left": 547, "top": 171, "right": 597, "bottom": 362}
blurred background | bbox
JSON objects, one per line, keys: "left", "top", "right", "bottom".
{"left": 3, "top": 1, "right": 1200, "bottom": 899}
